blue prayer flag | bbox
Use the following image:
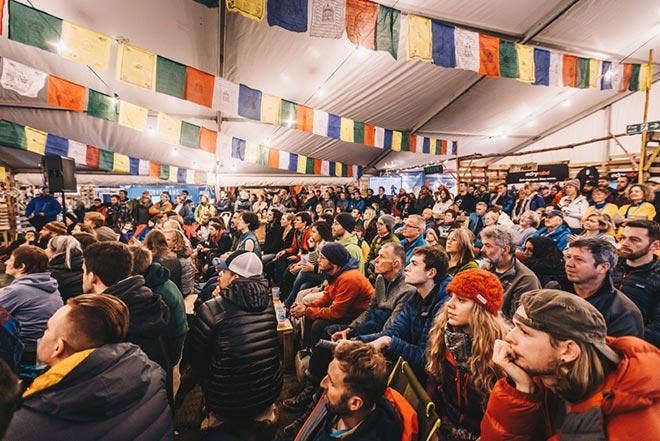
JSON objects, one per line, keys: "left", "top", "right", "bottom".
{"left": 451, "top": 141, "right": 458, "bottom": 155}
{"left": 422, "top": 137, "right": 430, "bottom": 154}
{"left": 601, "top": 61, "right": 612, "bottom": 89}
{"left": 431, "top": 21, "right": 456, "bottom": 67}
{"left": 329, "top": 161, "right": 336, "bottom": 176}
{"left": 288, "top": 153, "right": 298, "bottom": 172}
{"left": 129, "top": 158, "right": 140, "bottom": 175}
{"left": 267, "top": 0, "right": 308, "bottom": 33}
{"left": 177, "top": 168, "right": 187, "bottom": 183}
{"left": 238, "top": 84, "right": 262, "bottom": 120}
{"left": 231, "top": 137, "right": 246, "bottom": 160}
{"left": 383, "top": 129, "right": 393, "bottom": 149}
{"left": 44, "top": 134, "right": 68, "bottom": 156}
{"left": 327, "top": 114, "right": 340, "bottom": 139}
{"left": 533, "top": 48, "right": 550, "bottom": 86}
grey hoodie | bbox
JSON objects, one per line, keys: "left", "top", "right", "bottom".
{"left": 0, "top": 272, "right": 63, "bottom": 352}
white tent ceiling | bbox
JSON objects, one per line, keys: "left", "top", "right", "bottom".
{"left": 1, "top": 0, "right": 659, "bottom": 183}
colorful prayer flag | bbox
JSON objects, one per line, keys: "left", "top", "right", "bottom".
{"left": 407, "top": 15, "right": 432, "bottom": 61}
{"left": 280, "top": 100, "right": 296, "bottom": 127}
{"left": 159, "top": 164, "right": 169, "bottom": 180}
{"left": 375, "top": 6, "right": 400, "bottom": 58}
{"left": 278, "top": 150, "right": 290, "bottom": 170}
{"left": 268, "top": 149, "right": 279, "bottom": 169}
{"left": 374, "top": 126, "right": 384, "bottom": 148}
{"left": 60, "top": 21, "right": 112, "bottom": 70}
{"left": 321, "top": 160, "right": 330, "bottom": 176}
{"left": 296, "top": 105, "right": 314, "bottom": 132}
{"left": 47, "top": 76, "right": 85, "bottom": 112}
{"left": 296, "top": 155, "right": 307, "bottom": 174}
{"left": 138, "top": 159, "right": 150, "bottom": 176}
{"left": 176, "top": 168, "right": 186, "bottom": 183}
{"left": 261, "top": 93, "right": 282, "bottom": 125}
{"left": 231, "top": 137, "right": 246, "bottom": 160}
{"left": 313, "top": 109, "right": 329, "bottom": 136}
{"left": 87, "top": 89, "right": 118, "bottom": 122}
{"left": 288, "top": 153, "right": 298, "bottom": 172}
{"left": 180, "top": 122, "right": 201, "bottom": 148}
{"left": 345, "top": 0, "right": 378, "bottom": 50}
{"left": 118, "top": 100, "right": 148, "bottom": 131}
{"left": 116, "top": 43, "right": 157, "bottom": 90}
{"left": 99, "top": 150, "right": 113, "bottom": 171}
{"left": 169, "top": 166, "right": 179, "bottom": 181}
{"left": 113, "top": 153, "right": 130, "bottom": 173}
{"left": 562, "top": 55, "right": 577, "bottom": 88}
{"left": 0, "top": 120, "right": 26, "bottom": 149}
{"left": 310, "top": 0, "right": 344, "bottom": 39}
{"left": 185, "top": 66, "right": 214, "bottom": 107}
{"left": 8, "top": 0, "right": 62, "bottom": 53}
{"left": 267, "top": 0, "right": 308, "bottom": 33}
{"left": 431, "top": 21, "right": 456, "bottom": 67}
{"left": 478, "top": 34, "right": 499, "bottom": 77}
{"left": 45, "top": 134, "right": 68, "bottom": 156}
{"left": 576, "top": 57, "right": 589, "bottom": 88}
{"left": 313, "top": 158, "right": 322, "bottom": 175}
{"left": 86, "top": 146, "right": 100, "bottom": 168}
{"left": 340, "top": 117, "right": 354, "bottom": 142}
{"left": 533, "top": 48, "right": 550, "bottom": 86}
{"left": 200, "top": 127, "right": 218, "bottom": 154}
{"left": 327, "top": 114, "right": 340, "bottom": 139}
{"left": 156, "top": 56, "right": 186, "bottom": 99}
{"left": 67, "top": 140, "right": 87, "bottom": 165}
{"left": 391, "top": 131, "right": 402, "bottom": 151}
{"left": 186, "top": 169, "right": 195, "bottom": 184}
{"left": 517, "top": 44, "right": 534, "bottom": 83}
{"left": 588, "top": 59, "right": 601, "bottom": 88}
{"left": 0, "top": 58, "right": 47, "bottom": 97}
{"left": 621, "top": 63, "right": 633, "bottom": 91}
{"left": 156, "top": 113, "right": 182, "bottom": 145}
{"left": 454, "top": 28, "right": 479, "bottom": 72}
{"left": 639, "top": 64, "right": 650, "bottom": 91}
{"left": 610, "top": 62, "right": 624, "bottom": 91}
{"left": 238, "top": 84, "right": 262, "bottom": 120}
{"left": 499, "top": 40, "right": 518, "bottom": 78}
{"left": 363, "top": 123, "right": 375, "bottom": 146}
{"left": 353, "top": 121, "right": 364, "bottom": 144}
{"left": 213, "top": 78, "right": 239, "bottom": 115}
{"left": 149, "top": 162, "right": 160, "bottom": 178}
{"left": 25, "top": 126, "right": 47, "bottom": 154}
{"left": 600, "top": 61, "right": 612, "bottom": 89}
{"left": 130, "top": 158, "right": 140, "bottom": 176}
{"left": 549, "top": 51, "right": 563, "bottom": 87}
{"left": 226, "top": 0, "right": 265, "bottom": 22}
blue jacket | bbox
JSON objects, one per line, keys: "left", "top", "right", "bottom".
{"left": 358, "top": 275, "right": 452, "bottom": 376}
{"left": 468, "top": 213, "right": 484, "bottom": 236}
{"left": 24, "top": 196, "right": 62, "bottom": 222}
{"left": 528, "top": 193, "right": 546, "bottom": 211}
{"left": 400, "top": 235, "right": 427, "bottom": 266}
{"left": 347, "top": 198, "right": 366, "bottom": 213}
{"left": 533, "top": 224, "right": 571, "bottom": 250}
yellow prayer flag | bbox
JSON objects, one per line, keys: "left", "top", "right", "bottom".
{"left": 244, "top": 140, "right": 259, "bottom": 163}
{"left": 169, "top": 166, "right": 178, "bottom": 181}
{"left": 157, "top": 113, "right": 182, "bottom": 145}
{"left": 516, "top": 44, "right": 535, "bottom": 83}
{"left": 391, "top": 131, "right": 402, "bottom": 151}
{"left": 639, "top": 64, "right": 651, "bottom": 91}
{"left": 207, "top": 172, "right": 217, "bottom": 186}
{"left": 226, "top": 0, "right": 265, "bottom": 22}
{"left": 118, "top": 100, "right": 149, "bottom": 131}
{"left": 116, "top": 43, "right": 157, "bottom": 90}
{"left": 112, "top": 153, "right": 130, "bottom": 173}
{"left": 340, "top": 118, "right": 354, "bottom": 143}
{"left": 260, "top": 94, "right": 281, "bottom": 125}
{"left": 589, "top": 59, "right": 602, "bottom": 88}
{"left": 25, "top": 126, "right": 47, "bottom": 154}
{"left": 407, "top": 15, "right": 432, "bottom": 61}
{"left": 61, "top": 21, "right": 112, "bottom": 70}
{"left": 297, "top": 155, "right": 307, "bottom": 174}
{"left": 0, "top": 167, "right": 6, "bottom": 183}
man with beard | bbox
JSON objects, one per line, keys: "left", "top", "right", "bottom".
{"left": 611, "top": 220, "right": 660, "bottom": 346}
{"left": 294, "top": 341, "right": 402, "bottom": 441}
{"left": 24, "top": 187, "right": 62, "bottom": 231}
{"left": 481, "top": 290, "right": 660, "bottom": 440}
{"left": 454, "top": 182, "right": 477, "bottom": 215}
{"left": 612, "top": 174, "right": 632, "bottom": 207}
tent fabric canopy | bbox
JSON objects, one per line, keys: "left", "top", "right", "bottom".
{"left": 0, "top": 0, "right": 658, "bottom": 183}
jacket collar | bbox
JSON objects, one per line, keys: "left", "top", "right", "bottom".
{"left": 23, "top": 349, "right": 95, "bottom": 398}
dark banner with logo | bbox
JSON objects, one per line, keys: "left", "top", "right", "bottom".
{"left": 506, "top": 164, "right": 569, "bottom": 184}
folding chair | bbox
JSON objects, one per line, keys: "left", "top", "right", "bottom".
{"left": 387, "top": 357, "right": 441, "bottom": 441}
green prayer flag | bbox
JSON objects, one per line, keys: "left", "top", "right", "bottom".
{"left": 256, "top": 145, "right": 268, "bottom": 165}
{"left": 577, "top": 57, "right": 590, "bottom": 88}
{"left": 499, "top": 40, "right": 518, "bottom": 78}
{"left": 401, "top": 132, "right": 409, "bottom": 152}
{"left": 280, "top": 100, "right": 296, "bottom": 127}
{"left": 628, "top": 64, "right": 641, "bottom": 91}
{"left": 160, "top": 164, "right": 170, "bottom": 180}
{"left": 306, "top": 157, "right": 315, "bottom": 174}
{"left": 155, "top": 56, "right": 186, "bottom": 99}
{"left": 0, "top": 120, "right": 27, "bottom": 150}
{"left": 9, "top": 0, "right": 63, "bottom": 53}
{"left": 98, "top": 150, "right": 114, "bottom": 171}
{"left": 376, "top": 6, "right": 400, "bottom": 59}
{"left": 180, "top": 122, "right": 201, "bottom": 148}
{"left": 87, "top": 89, "right": 118, "bottom": 122}
{"left": 353, "top": 121, "right": 365, "bottom": 144}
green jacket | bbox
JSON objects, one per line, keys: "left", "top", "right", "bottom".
{"left": 143, "top": 262, "right": 189, "bottom": 364}
{"left": 338, "top": 234, "right": 365, "bottom": 275}
{"left": 447, "top": 259, "right": 480, "bottom": 276}
{"left": 367, "top": 232, "right": 401, "bottom": 263}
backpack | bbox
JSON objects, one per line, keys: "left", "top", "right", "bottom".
{"left": 0, "top": 307, "right": 24, "bottom": 373}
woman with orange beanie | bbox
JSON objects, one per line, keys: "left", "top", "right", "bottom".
{"left": 426, "top": 269, "right": 507, "bottom": 441}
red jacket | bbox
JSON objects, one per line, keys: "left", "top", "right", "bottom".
{"left": 305, "top": 268, "right": 373, "bottom": 322}
{"left": 284, "top": 227, "right": 312, "bottom": 261}
{"left": 481, "top": 337, "right": 660, "bottom": 441}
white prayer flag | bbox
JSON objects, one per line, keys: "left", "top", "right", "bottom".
{"left": 454, "top": 28, "right": 479, "bottom": 72}
{"left": 0, "top": 58, "right": 47, "bottom": 97}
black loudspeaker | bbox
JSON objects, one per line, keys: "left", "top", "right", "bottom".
{"left": 42, "top": 155, "right": 77, "bottom": 192}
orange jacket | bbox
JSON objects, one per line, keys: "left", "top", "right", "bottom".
{"left": 149, "top": 201, "right": 173, "bottom": 218}
{"left": 385, "top": 388, "right": 418, "bottom": 441}
{"left": 305, "top": 268, "right": 373, "bottom": 322}
{"left": 481, "top": 337, "right": 660, "bottom": 441}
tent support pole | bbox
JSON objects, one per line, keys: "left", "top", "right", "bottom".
{"left": 455, "top": 144, "right": 460, "bottom": 181}
{"left": 609, "top": 132, "right": 638, "bottom": 168}
{"left": 638, "top": 49, "right": 654, "bottom": 183}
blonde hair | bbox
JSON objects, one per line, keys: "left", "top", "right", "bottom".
{"left": 447, "top": 228, "right": 475, "bottom": 265}
{"left": 426, "top": 303, "right": 506, "bottom": 395}
{"left": 163, "top": 228, "right": 189, "bottom": 253}
{"left": 583, "top": 212, "right": 613, "bottom": 233}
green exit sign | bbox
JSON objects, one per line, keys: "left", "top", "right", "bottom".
{"left": 627, "top": 120, "right": 660, "bottom": 135}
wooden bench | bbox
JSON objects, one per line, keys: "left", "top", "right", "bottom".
{"left": 277, "top": 318, "right": 295, "bottom": 370}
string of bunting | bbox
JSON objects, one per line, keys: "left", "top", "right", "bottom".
{"left": 225, "top": 0, "right": 651, "bottom": 92}
{"left": 0, "top": 118, "right": 216, "bottom": 185}
{"left": 0, "top": 56, "right": 218, "bottom": 154}
{"left": 228, "top": 135, "right": 361, "bottom": 178}
{"left": 3, "top": 0, "right": 457, "bottom": 155}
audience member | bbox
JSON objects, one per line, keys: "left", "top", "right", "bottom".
{"left": 586, "top": 185, "right": 619, "bottom": 219}
{"left": 512, "top": 210, "right": 539, "bottom": 251}
{"left": 569, "top": 212, "right": 615, "bottom": 244}
{"left": 520, "top": 236, "right": 570, "bottom": 290}
{"left": 234, "top": 211, "right": 262, "bottom": 255}
{"left": 532, "top": 210, "right": 571, "bottom": 250}
{"left": 332, "top": 213, "right": 365, "bottom": 274}
{"left": 446, "top": 228, "right": 479, "bottom": 276}
{"left": 163, "top": 229, "right": 195, "bottom": 296}
{"left": 72, "top": 232, "right": 98, "bottom": 251}
{"left": 37, "top": 220, "right": 67, "bottom": 249}
{"left": 612, "top": 174, "right": 632, "bottom": 206}
{"left": 45, "top": 235, "right": 84, "bottom": 301}
{"left": 366, "top": 215, "right": 399, "bottom": 267}
{"left": 24, "top": 187, "right": 62, "bottom": 231}
{"left": 400, "top": 214, "right": 427, "bottom": 265}
{"left": 618, "top": 183, "right": 656, "bottom": 222}
{"left": 0, "top": 359, "right": 20, "bottom": 438}
{"left": 144, "top": 230, "right": 183, "bottom": 293}
{"left": 558, "top": 179, "right": 588, "bottom": 231}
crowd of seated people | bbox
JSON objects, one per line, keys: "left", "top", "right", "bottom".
{"left": 0, "top": 176, "right": 658, "bottom": 441}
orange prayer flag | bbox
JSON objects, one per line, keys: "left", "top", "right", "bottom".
{"left": 408, "top": 135, "right": 417, "bottom": 153}
{"left": 268, "top": 149, "right": 279, "bottom": 169}
{"left": 346, "top": 0, "right": 378, "bottom": 50}
{"left": 346, "top": 164, "right": 353, "bottom": 177}
{"left": 441, "top": 140, "right": 448, "bottom": 155}
{"left": 296, "top": 104, "right": 314, "bottom": 132}
{"left": 47, "top": 75, "right": 85, "bottom": 112}
{"left": 0, "top": 0, "right": 4, "bottom": 35}
{"left": 562, "top": 55, "right": 578, "bottom": 87}
{"left": 185, "top": 66, "right": 214, "bottom": 107}
{"left": 363, "top": 123, "right": 375, "bottom": 146}
{"left": 478, "top": 34, "right": 500, "bottom": 77}
{"left": 314, "top": 158, "right": 322, "bottom": 175}
{"left": 621, "top": 63, "right": 633, "bottom": 91}
{"left": 199, "top": 127, "right": 218, "bottom": 153}
{"left": 149, "top": 162, "right": 160, "bottom": 178}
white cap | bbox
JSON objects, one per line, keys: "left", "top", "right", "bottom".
{"left": 227, "top": 252, "right": 263, "bottom": 278}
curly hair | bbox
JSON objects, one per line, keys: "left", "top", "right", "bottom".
{"left": 426, "top": 303, "right": 506, "bottom": 396}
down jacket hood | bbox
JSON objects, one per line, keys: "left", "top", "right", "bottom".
{"left": 9, "top": 272, "right": 59, "bottom": 294}
{"left": 143, "top": 262, "right": 170, "bottom": 288}
{"left": 222, "top": 275, "right": 270, "bottom": 313}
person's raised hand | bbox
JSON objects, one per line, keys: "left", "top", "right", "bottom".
{"left": 492, "top": 339, "right": 535, "bottom": 394}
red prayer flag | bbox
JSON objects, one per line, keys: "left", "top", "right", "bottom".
{"left": 86, "top": 145, "right": 99, "bottom": 168}
{"left": 562, "top": 55, "right": 578, "bottom": 87}
{"left": 296, "top": 104, "right": 314, "bottom": 133}
{"left": 268, "top": 149, "right": 279, "bottom": 169}
{"left": 47, "top": 75, "right": 85, "bottom": 112}
{"left": 0, "top": 0, "right": 4, "bottom": 35}
{"left": 199, "top": 127, "right": 218, "bottom": 153}
{"left": 185, "top": 66, "right": 214, "bottom": 107}
{"left": 346, "top": 0, "right": 378, "bottom": 50}
{"left": 478, "top": 34, "right": 500, "bottom": 77}
{"left": 408, "top": 135, "right": 416, "bottom": 153}
{"left": 363, "top": 123, "right": 375, "bottom": 146}
{"left": 621, "top": 63, "right": 633, "bottom": 91}
{"left": 441, "top": 140, "right": 447, "bottom": 155}
{"left": 314, "top": 158, "right": 322, "bottom": 175}
{"left": 150, "top": 162, "right": 160, "bottom": 178}
{"left": 346, "top": 164, "right": 353, "bottom": 177}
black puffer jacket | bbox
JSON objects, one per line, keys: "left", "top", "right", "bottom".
{"left": 104, "top": 276, "right": 171, "bottom": 370}
{"left": 48, "top": 249, "right": 83, "bottom": 302}
{"left": 4, "top": 343, "right": 173, "bottom": 441}
{"left": 189, "top": 276, "right": 282, "bottom": 418}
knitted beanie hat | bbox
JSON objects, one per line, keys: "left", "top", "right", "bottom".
{"left": 335, "top": 212, "right": 356, "bottom": 233}
{"left": 320, "top": 242, "right": 351, "bottom": 268}
{"left": 42, "top": 221, "right": 67, "bottom": 236}
{"left": 446, "top": 268, "right": 504, "bottom": 315}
